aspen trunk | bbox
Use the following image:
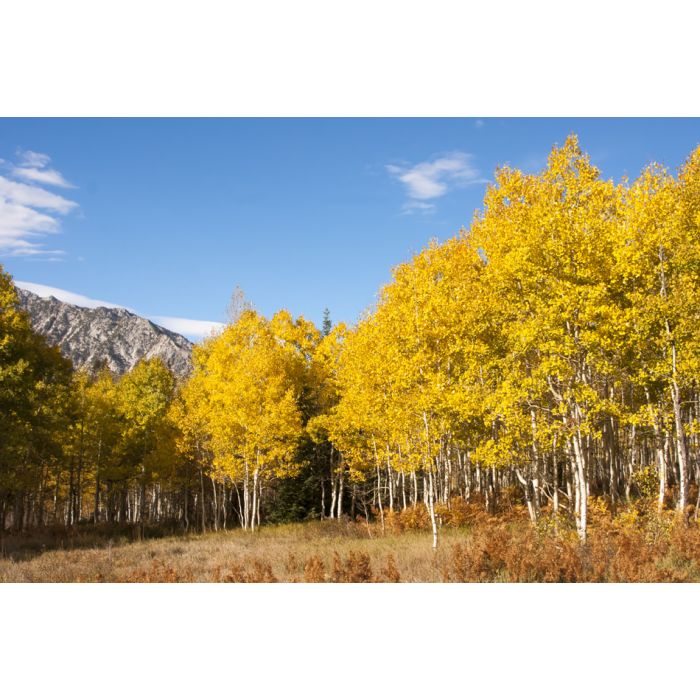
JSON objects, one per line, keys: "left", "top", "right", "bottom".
{"left": 551, "top": 441, "right": 559, "bottom": 516}
{"left": 94, "top": 438, "right": 102, "bottom": 523}
{"left": 243, "top": 462, "right": 250, "bottom": 530}
{"left": 659, "top": 245, "right": 688, "bottom": 515}
{"left": 570, "top": 431, "right": 588, "bottom": 543}
{"left": 336, "top": 469, "right": 344, "bottom": 519}
{"left": 199, "top": 466, "right": 206, "bottom": 533}
{"left": 372, "top": 438, "right": 385, "bottom": 534}
{"left": 652, "top": 410, "right": 667, "bottom": 513}
{"left": 329, "top": 474, "right": 337, "bottom": 520}
{"left": 375, "top": 465, "right": 385, "bottom": 535}
{"left": 140, "top": 465, "right": 147, "bottom": 525}
{"left": 233, "top": 483, "right": 244, "bottom": 528}
{"left": 671, "top": 376, "right": 689, "bottom": 514}
{"left": 427, "top": 467, "right": 438, "bottom": 550}
{"left": 387, "top": 450, "right": 394, "bottom": 512}
{"left": 221, "top": 481, "right": 228, "bottom": 529}
{"left": 320, "top": 475, "right": 326, "bottom": 520}
{"left": 183, "top": 478, "right": 189, "bottom": 532}
{"left": 515, "top": 468, "right": 537, "bottom": 524}
{"left": 251, "top": 468, "right": 259, "bottom": 532}
{"left": 210, "top": 476, "right": 218, "bottom": 532}
{"left": 553, "top": 473, "right": 559, "bottom": 515}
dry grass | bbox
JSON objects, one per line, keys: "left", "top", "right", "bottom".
{"left": 3, "top": 500, "right": 700, "bottom": 582}
{"left": 0, "top": 520, "right": 456, "bottom": 582}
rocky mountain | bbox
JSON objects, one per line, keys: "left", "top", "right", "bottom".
{"left": 16, "top": 288, "right": 193, "bottom": 376}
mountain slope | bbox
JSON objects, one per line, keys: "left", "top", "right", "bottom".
{"left": 16, "top": 288, "right": 193, "bottom": 376}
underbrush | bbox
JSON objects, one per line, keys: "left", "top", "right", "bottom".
{"left": 437, "top": 496, "right": 700, "bottom": 582}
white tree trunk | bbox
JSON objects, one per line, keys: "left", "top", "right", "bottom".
{"left": 336, "top": 469, "right": 344, "bottom": 519}
{"left": 570, "top": 432, "right": 588, "bottom": 543}
{"left": 251, "top": 468, "right": 259, "bottom": 532}
{"left": 428, "top": 468, "right": 438, "bottom": 550}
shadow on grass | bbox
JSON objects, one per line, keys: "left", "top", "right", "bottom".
{"left": 0, "top": 521, "right": 189, "bottom": 562}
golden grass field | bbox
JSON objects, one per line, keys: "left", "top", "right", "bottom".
{"left": 3, "top": 502, "right": 700, "bottom": 582}
{"left": 0, "top": 521, "right": 460, "bottom": 582}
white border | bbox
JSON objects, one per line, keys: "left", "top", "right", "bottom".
{"left": 1, "top": 0, "right": 699, "bottom": 116}
{"left": 2, "top": 583, "right": 696, "bottom": 698}
{"left": 2, "top": 1, "right": 699, "bottom": 696}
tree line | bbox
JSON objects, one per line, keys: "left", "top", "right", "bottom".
{"left": 3, "top": 135, "right": 700, "bottom": 545}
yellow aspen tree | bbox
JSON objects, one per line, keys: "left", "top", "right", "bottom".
{"left": 181, "top": 310, "right": 306, "bottom": 530}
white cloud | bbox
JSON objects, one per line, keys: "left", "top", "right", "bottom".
{"left": 19, "top": 150, "right": 52, "bottom": 169}
{"left": 386, "top": 152, "right": 484, "bottom": 213}
{"left": 0, "top": 176, "right": 78, "bottom": 214}
{"left": 150, "top": 316, "right": 225, "bottom": 339}
{"left": 401, "top": 200, "right": 436, "bottom": 214}
{"left": 0, "top": 199, "right": 60, "bottom": 234}
{"left": 12, "top": 167, "right": 75, "bottom": 189}
{"left": 0, "top": 150, "right": 78, "bottom": 256}
{"left": 15, "top": 280, "right": 224, "bottom": 341}
{"left": 0, "top": 200, "right": 62, "bottom": 255}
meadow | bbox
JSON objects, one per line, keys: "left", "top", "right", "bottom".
{"left": 3, "top": 499, "right": 700, "bottom": 583}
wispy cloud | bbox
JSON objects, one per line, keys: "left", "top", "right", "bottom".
{"left": 12, "top": 166, "right": 76, "bottom": 189}
{"left": 18, "top": 151, "right": 52, "bottom": 169}
{"left": 0, "top": 150, "right": 77, "bottom": 257}
{"left": 386, "top": 152, "right": 485, "bottom": 213}
{"left": 14, "top": 280, "right": 224, "bottom": 341}
{"left": 150, "top": 316, "right": 225, "bottom": 339}
{"left": 0, "top": 176, "right": 77, "bottom": 214}
{"left": 401, "top": 200, "right": 438, "bottom": 214}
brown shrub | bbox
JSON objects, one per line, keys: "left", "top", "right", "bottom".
{"left": 397, "top": 505, "right": 431, "bottom": 531}
{"left": 378, "top": 554, "right": 401, "bottom": 583}
{"left": 331, "top": 551, "right": 344, "bottom": 582}
{"left": 537, "top": 539, "right": 584, "bottom": 583}
{"left": 448, "top": 542, "right": 492, "bottom": 582}
{"left": 303, "top": 556, "right": 326, "bottom": 582}
{"left": 126, "top": 560, "right": 194, "bottom": 583}
{"left": 222, "top": 561, "right": 247, "bottom": 583}
{"left": 384, "top": 510, "right": 405, "bottom": 534}
{"left": 330, "top": 550, "right": 373, "bottom": 582}
{"left": 440, "top": 498, "right": 475, "bottom": 527}
{"left": 670, "top": 520, "right": 700, "bottom": 560}
{"left": 457, "top": 524, "right": 580, "bottom": 582}
{"left": 344, "top": 551, "right": 373, "bottom": 582}
{"left": 246, "top": 560, "right": 278, "bottom": 583}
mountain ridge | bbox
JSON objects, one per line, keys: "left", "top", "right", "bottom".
{"left": 16, "top": 287, "right": 193, "bottom": 376}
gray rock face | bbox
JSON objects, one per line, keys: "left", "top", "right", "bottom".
{"left": 17, "top": 288, "right": 193, "bottom": 376}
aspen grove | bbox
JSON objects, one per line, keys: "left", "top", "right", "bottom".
{"left": 4, "top": 135, "right": 700, "bottom": 548}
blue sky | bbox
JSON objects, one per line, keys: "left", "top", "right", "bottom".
{"left": 1, "top": 118, "right": 700, "bottom": 338}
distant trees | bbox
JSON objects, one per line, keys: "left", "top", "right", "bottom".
{"left": 4, "top": 136, "right": 700, "bottom": 546}
{"left": 0, "top": 269, "right": 181, "bottom": 531}
{"left": 322, "top": 307, "right": 332, "bottom": 337}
